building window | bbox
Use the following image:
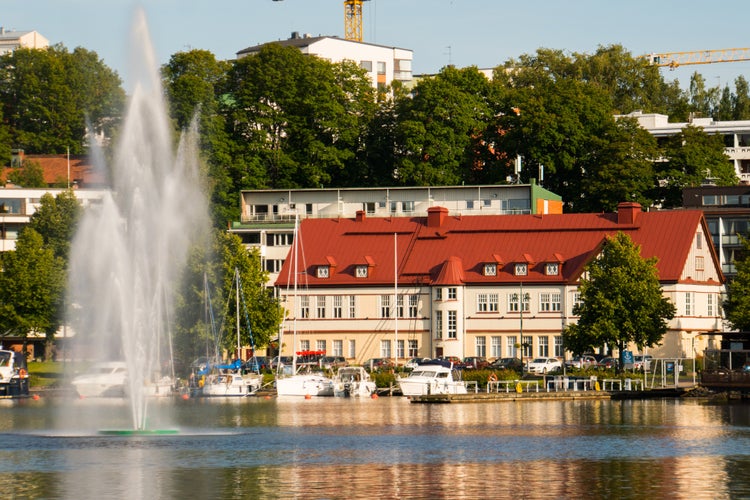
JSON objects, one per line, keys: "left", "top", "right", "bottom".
{"left": 538, "top": 336, "right": 549, "bottom": 357}
{"left": 708, "top": 293, "right": 714, "bottom": 316}
{"left": 696, "top": 232, "right": 703, "bottom": 249}
{"left": 554, "top": 336, "right": 563, "bottom": 357}
{"left": 507, "top": 336, "right": 517, "bottom": 357}
{"left": 572, "top": 292, "right": 583, "bottom": 314}
{"left": 397, "top": 339, "right": 405, "bottom": 358}
{"left": 447, "top": 310, "right": 457, "bottom": 339}
{"left": 435, "top": 288, "right": 443, "bottom": 301}
{"left": 403, "top": 201, "right": 415, "bottom": 213}
{"left": 515, "top": 263, "right": 528, "bottom": 276}
{"left": 396, "top": 295, "right": 404, "bottom": 318}
{"left": 390, "top": 201, "right": 398, "bottom": 213}
{"left": 333, "top": 296, "right": 343, "bottom": 318}
{"left": 359, "top": 60, "right": 372, "bottom": 72}
{"left": 317, "top": 266, "right": 330, "bottom": 278}
{"left": 508, "top": 294, "right": 519, "bottom": 312}
{"left": 522, "top": 336, "right": 532, "bottom": 357}
{"left": 377, "top": 61, "right": 386, "bottom": 74}
{"left": 348, "top": 339, "right": 356, "bottom": 358}
{"left": 316, "top": 296, "right": 326, "bottom": 318}
{"left": 478, "top": 294, "right": 489, "bottom": 312}
{"left": 348, "top": 296, "right": 356, "bottom": 318}
{"left": 270, "top": 233, "right": 293, "bottom": 246}
{"left": 380, "top": 339, "right": 391, "bottom": 358}
{"left": 408, "top": 295, "right": 418, "bottom": 318}
{"left": 448, "top": 287, "right": 457, "bottom": 300}
{"left": 484, "top": 263, "right": 497, "bottom": 276}
{"left": 408, "top": 339, "right": 418, "bottom": 357}
{"left": 333, "top": 339, "right": 343, "bottom": 356}
{"left": 491, "top": 336, "right": 502, "bottom": 358}
{"left": 695, "top": 256, "right": 705, "bottom": 271}
{"left": 545, "top": 263, "right": 559, "bottom": 276}
{"left": 300, "top": 296, "right": 310, "bottom": 318}
{"left": 540, "top": 293, "right": 561, "bottom": 312}
{"left": 265, "top": 259, "right": 283, "bottom": 273}
{"left": 316, "top": 340, "right": 326, "bottom": 353}
{"left": 685, "top": 292, "right": 693, "bottom": 316}
{"left": 435, "top": 311, "right": 443, "bottom": 339}
{"left": 355, "top": 265, "right": 368, "bottom": 278}
{"left": 300, "top": 340, "right": 310, "bottom": 352}
{"left": 380, "top": 295, "right": 391, "bottom": 318}
{"left": 466, "top": 200, "right": 474, "bottom": 210}
{"left": 476, "top": 336, "right": 486, "bottom": 357}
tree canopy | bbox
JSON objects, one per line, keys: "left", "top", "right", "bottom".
{"left": 563, "top": 232, "right": 676, "bottom": 369}
{"left": 723, "top": 235, "right": 750, "bottom": 331}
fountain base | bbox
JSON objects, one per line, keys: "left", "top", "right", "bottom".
{"left": 99, "top": 429, "right": 179, "bottom": 436}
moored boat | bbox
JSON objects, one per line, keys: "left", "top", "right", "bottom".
{"left": 71, "top": 361, "right": 127, "bottom": 398}
{"left": 397, "top": 362, "right": 467, "bottom": 397}
{"left": 0, "top": 349, "right": 29, "bottom": 397}
{"left": 332, "top": 366, "right": 377, "bottom": 397}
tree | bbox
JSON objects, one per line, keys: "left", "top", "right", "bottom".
{"left": 27, "top": 190, "right": 82, "bottom": 262}
{"left": 171, "top": 230, "right": 282, "bottom": 374}
{"left": 723, "top": 235, "right": 750, "bottom": 331}
{"left": 657, "top": 124, "right": 736, "bottom": 208}
{"left": 0, "top": 229, "right": 66, "bottom": 351}
{"left": 7, "top": 160, "right": 46, "bottom": 187}
{"left": 563, "top": 232, "right": 676, "bottom": 371}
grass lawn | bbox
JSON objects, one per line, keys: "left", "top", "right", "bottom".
{"left": 27, "top": 360, "right": 88, "bottom": 388}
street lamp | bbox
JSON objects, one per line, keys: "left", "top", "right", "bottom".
{"left": 513, "top": 285, "right": 531, "bottom": 376}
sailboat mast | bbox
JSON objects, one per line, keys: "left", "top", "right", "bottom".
{"left": 394, "top": 232, "right": 398, "bottom": 368}
{"left": 292, "top": 216, "right": 299, "bottom": 373}
{"left": 236, "top": 268, "right": 241, "bottom": 360}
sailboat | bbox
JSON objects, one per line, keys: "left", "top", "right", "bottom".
{"left": 275, "top": 217, "right": 334, "bottom": 397}
{"left": 199, "top": 269, "right": 263, "bottom": 397}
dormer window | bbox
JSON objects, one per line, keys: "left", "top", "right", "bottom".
{"left": 514, "top": 263, "right": 527, "bottom": 276}
{"left": 484, "top": 263, "right": 497, "bottom": 276}
{"left": 355, "top": 265, "right": 368, "bottom": 278}
{"left": 545, "top": 263, "right": 559, "bottom": 276}
{"left": 317, "top": 266, "right": 330, "bottom": 278}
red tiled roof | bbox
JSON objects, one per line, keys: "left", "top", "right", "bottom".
{"left": 275, "top": 205, "right": 715, "bottom": 288}
{"left": 2, "top": 154, "right": 109, "bottom": 188}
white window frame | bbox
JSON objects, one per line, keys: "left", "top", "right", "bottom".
{"left": 316, "top": 296, "right": 326, "bottom": 318}
{"left": 435, "top": 311, "right": 443, "bottom": 339}
{"left": 333, "top": 295, "right": 343, "bottom": 318}
{"left": 447, "top": 310, "right": 457, "bottom": 339}
{"left": 484, "top": 263, "right": 497, "bottom": 276}
{"left": 333, "top": 339, "right": 343, "bottom": 356}
{"left": 317, "top": 266, "right": 329, "bottom": 278}
{"left": 380, "top": 339, "right": 391, "bottom": 358}
{"left": 515, "top": 263, "right": 528, "bottom": 276}
{"left": 356, "top": 265, "right": 368, "bottom": 278}
{"left": 380, "top": 295, "right": 391, "bottom": 318}
{"left": 476, "top": 336, "right": 486, "bottom": 357}
{"left": 546, "top": 263, "right": 559, "bottom": 275}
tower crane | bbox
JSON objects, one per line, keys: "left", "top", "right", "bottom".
{"left": 272, "top": 0, "right": 371, "bottom": 42}
{"left": 646, "top": 48, "right": 750, "bottom": 69}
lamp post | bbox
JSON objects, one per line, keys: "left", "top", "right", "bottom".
{"left": 513, "top": 284, "right": 531, "bottom": 377}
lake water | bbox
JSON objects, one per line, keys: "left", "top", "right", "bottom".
{"left": 0, "top": 395, "right": 748, "bottom": 499}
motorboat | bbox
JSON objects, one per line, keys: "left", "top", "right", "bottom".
{"left": 71, "top": 361, "right": 127, "bottom": 398}
{"left": 397, "top": 362, "right": 467, "bottom": 397}
{"left": 275, "top": 371, "right": 334, "bottom": 397}
{"left": 332, "top": 366, "right": 377, "bottom": 397}
{"left": 200, "top": 371, "right": 262, "bottom": 397}
{"left": 0, "top": 349, "right": 29, "bottom": 397}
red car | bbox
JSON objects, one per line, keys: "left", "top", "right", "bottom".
{"left": 462, "top": 357, "right": 490, "bottom": 370}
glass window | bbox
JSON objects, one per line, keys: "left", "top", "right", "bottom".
{"left": 300, "top": 340, "right": 310, "bottom": 352}
{"left": 348, "top": 339, "right": 356, "bottom": 358}
{"left": 554, "top": 336, "right": 563, "bottom": 357}
{"left": 333, "top": 296, "right": 343, "bottom": 318}
{"left": 484, "top": 263, "right": 497, "bottom": 276}
{"left": 476, "top": 336, "right": 486, "bottom": 357}
{"left": 546, "top": 263, "right": 559, "bottom": 275}
{"left": 333, "top": 340, "right": 343, "bottom": 356}
{"left": 380, "top": 339, "right": 391, "bottom": 358}
{"left": 397, "top": 340, "right": 405, "bottom": 358}
{"left": 685, "top": 292, "right": 693, "bottom": 316}
{"left": 377, "top": 61, "right": 386, "bottom": 74}
{"left": 316, "top": 340, "right": 326, "bottom": 353}
{"left": 348, "top": 296, "right": 356, "bottom": 318}
{"left": 507, "top": 336, "right": 517, "bottom": 357}
{"left": 396, "top": 295, "right": 404, "bottom": 318}
{"left": 408, "top": 295, "right": 418, "bottom": 318}
{"left": 538, "top": 336, "right": 549, "bottom": 357}
{"left": 466, "top": 200, "right": 474, "bottom": 210}
{"left": 317, "top": 266, "right": 329, "bottom": 278}
{"left": 522, "top": 336, "right": 532, "bottom": 357}
{"left": 435, "top": 288, "right": 443, "bottom": 300}
{"left": 359, "top": 60, "right": 372, "bottom": 71}
{"left": 491, "top": 336, "right": 502, "bottom": 358}
{"left": 477, "top": 293, "right": 489, "bottom": 312}
{"left": 317, "top": 296, "right": 326, "bottom": 318}
{"left": 447, "top": 311, "right": 457, "bottom": 339}
{"left": 435, "top": 311, "right": 443, "bottom": 339}
{"left": 356, "top": 265, "right": 368, "bottom": 278}
{"left": 402, "top": 201, "right": 415, "bottom": 212}
{"left": 448, "top": 287, "right": 457, "bottom": 299}
{"left": 515, "top": 263, "right": 527, "bottom": 276}
{"left": 380, "top": 295, "right": 391, "bottom": 318}
{"left": 300, "top": 296, "right": 310, "bottom": 318}
{"left": 408, "top": 339, "right": 418, "bottom": 357}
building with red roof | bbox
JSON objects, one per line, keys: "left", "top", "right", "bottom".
{"left": 275, "top": 202, "right": 724, "bottom": 364}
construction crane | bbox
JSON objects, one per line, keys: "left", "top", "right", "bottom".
{"left": 646, "top": 48, "right": 750, "bottom": 69}
{"left": 273, "top": 0, "right": 370, "bottom": 42}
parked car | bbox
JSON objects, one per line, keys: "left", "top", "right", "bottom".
{"left": 404, "top": 358, "right": 430, "bottom": 370}
{"left": 437, "top": 356, "right": 464, "bottom": 368}
{"left": 490, "top": 357, "right": 523, "bottom": 371}
{"left": 364, "top": 358, "right": 395, "bottom": 372}
{"left": 462, "top": 356, "right": 490, "bottom": 370}
{"left": 633, "top": 355, "right": 653, "bottom": 371}
{"left": 565, "top": 355, "right": 598, "bottom": 370}
{"left": 526, "top": 357, "right": 562, "bottom": 374}
{"left": 597, "top": 357, "right": 619, "bottom": 370}
{"left": 320, "top": 356, "right": 347, "bottom": 370}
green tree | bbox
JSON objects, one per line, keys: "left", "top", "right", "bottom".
{"left": 172, "top": 230, "right": 282, "bottom": 374}
{"left": 731, "top": 76, "right": 750, "bottom": 120}
{"left": 723, "top": 235, "right": 750, "bottom": 331}
{"left": 563, "top": 232, "right": 676, "bottom": 371}
{"left": 0, "top": 229, "right": 66, "bottom": 352}
{"left": 657, "top": 124, "right": 736, "bottom": 208}
{"left": 7, "top": 160, "right": 46, "bottom": 187}
{"left": 0, "top": 45, "right": 124, "bottom": 154}
{"left": 27, "top": 190, "right": 82, "bottom": 262}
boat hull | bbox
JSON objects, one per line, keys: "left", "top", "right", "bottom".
{"left": 276, "top": 374, "right": 334, "bottom": 397}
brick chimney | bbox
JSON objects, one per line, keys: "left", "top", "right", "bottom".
{"left": 355, "top": 210, "right": 366, "bottom": 222}
{"left": 617, "top": 202, "right": 642, "bottom": 225}
{"left": 427, "top": 206, "right": 448, "bottom": 228}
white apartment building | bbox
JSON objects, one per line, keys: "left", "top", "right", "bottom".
{"left": 0, "top": 27, "right": 49, "bottom": 55}
{"left": 237, "top": 32, "right": 412, "bottom": 91}
{"left": 620, "top": 111, "right": 750, "bottom": 183}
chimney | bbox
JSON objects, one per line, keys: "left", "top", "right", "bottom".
{"left": 427, "top": 206, "right": 448, "bottom": 228}
{"left": 355, "top": 210, "right": 366, "bottom": 222}
{"left": 617, "top": 202, "right": 642, "bottom": 225}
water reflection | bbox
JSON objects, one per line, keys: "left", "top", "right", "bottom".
{"left": 0, "top": 397, "right": 749, "bottom": 498}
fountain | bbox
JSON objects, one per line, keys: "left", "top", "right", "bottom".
{"left": 66, "top": 8, "right": 209, "bottom": 433}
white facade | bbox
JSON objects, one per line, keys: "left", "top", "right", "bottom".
{"left": 0, "top": 28, "right": 49, "bottom": 55}
{"left": 0, "top": 188, "right": 107, "bottom": 251}
{"left": 619, "top": 111, "right": 750, "bottom": 183}
{"left": 237, "top": 33, "right": 412, "bottom": 91}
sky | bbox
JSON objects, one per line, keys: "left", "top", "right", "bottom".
{"left": 4, "top": 0, "right": 750, "bottom": 96}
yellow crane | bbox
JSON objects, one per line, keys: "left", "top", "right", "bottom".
{"left": 646, "top": 48, "right": 750, "bottom": 69}
{"left": 273, "top": 0, "right": 371, "bottom": 42}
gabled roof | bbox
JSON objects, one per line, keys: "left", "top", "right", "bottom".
{"left": 2, "top": 154, "right": 109, "bottom": 188}
{"left": 275, "top": 204, "right": 718, "bottom": 288}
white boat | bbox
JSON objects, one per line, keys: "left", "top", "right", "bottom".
{"left": 200, "top": 371, "right": 262, "bottom": 397}
{"left": 397, "top": 363, "right": 468, "bottom": 397}
{"left": 275, "top": 372, "right": 334, "bottom": 397}
{"left": 71, "top": 361, "right": 127, "bottom": 398}
{"left": 332, "top": 366, "right": 377, "bottom": 397}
